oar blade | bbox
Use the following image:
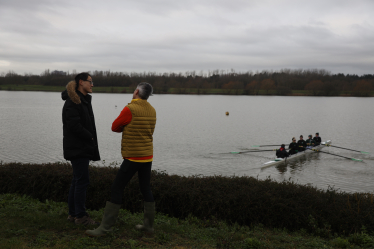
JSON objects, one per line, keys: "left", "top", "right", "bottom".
{"left": 360, "top": 151, "right": 370, "bottom": 154}
{"left": 252, "top": 145, "right": 260, "bottom": 148}
{"left": 351, "top": 158, "right": 363, "bottom": 162}
{"left": 230, "top": 152, "right": 241, "bottom": 154}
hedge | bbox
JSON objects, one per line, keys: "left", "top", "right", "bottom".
{"left": 0, "top": 162, "right": 373, "bottom": 236}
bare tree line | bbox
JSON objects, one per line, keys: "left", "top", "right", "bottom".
{"left": 0, "top": 69, "right": 373, "bottom": 96}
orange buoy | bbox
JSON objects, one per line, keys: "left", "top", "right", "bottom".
{"left": 225, "top": 112, "right": 229, "bottom": 116}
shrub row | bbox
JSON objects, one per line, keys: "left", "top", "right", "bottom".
{"left": 0, "top": 162, "right": 373, "bottom": 236}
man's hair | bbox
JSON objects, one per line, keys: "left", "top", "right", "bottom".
{"left": 137, "top": 82, "right": 153, "bottom": 100}
{"left": 74, "top": 72, "right": 91, "bottom": 90}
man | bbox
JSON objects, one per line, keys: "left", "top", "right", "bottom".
{"left": 62, "top": 72, "right": 100, "bottom": 225}
{"left": 86, "top": 82, "right": 156, "bottom": 237}
{"left": 306, "top": 135, "right": 316, "bottom": 148}
{"left": 288, "top": 137, "right": 298, "bottom": 155}
{"left": 276, "top": 144, "right": 288, "bottom": 158}
{"left": 297, "top": 135, "right": 307, "bottom": 152}
{"left": 313, "top": 132, "right": 322, "bottom": 145}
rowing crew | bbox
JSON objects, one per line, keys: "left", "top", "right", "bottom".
{"left": 276, "top": 133, "right": 322, "bottom": 158}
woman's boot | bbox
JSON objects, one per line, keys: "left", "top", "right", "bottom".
{"left": 85, "top": 201, "right": 121, "bottom": 237}
{"left": 135, "top": 202, "right": 155, "bottom": 233}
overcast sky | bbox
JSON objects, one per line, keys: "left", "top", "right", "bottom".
{"left": 0, "top": 0, "right": 373, "bottom": 75}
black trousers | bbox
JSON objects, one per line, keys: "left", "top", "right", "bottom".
{"left": 68, "top": 158, "right": 90, "bottom": 218}
{"left": 110, "top": 159, "right": 154, "bottom": 204}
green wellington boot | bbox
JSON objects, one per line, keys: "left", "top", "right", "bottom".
{"left": 85, "top": 201, "right": 121, "bottom": 237}
{"left": 135, "top": 201, "right": 155, "bottom": 233}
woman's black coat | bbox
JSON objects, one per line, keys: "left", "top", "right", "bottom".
{"left": 61, "top": 81, "right": 100, "bottom": 161}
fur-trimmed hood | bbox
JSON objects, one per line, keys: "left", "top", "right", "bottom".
{"left": 61, "top": 81, "right": 81, "bottom": 104}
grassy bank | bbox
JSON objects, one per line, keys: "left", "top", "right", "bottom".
{"left": 1, "top": 193, "right": 373, "bottom": 249}
{"left": 1, "top": 162, "right": 374, "bottom": 237}
{"left": 0, "top": 84, "right": 371, "bottom": 96}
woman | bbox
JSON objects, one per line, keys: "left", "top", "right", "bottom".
{"left": 288, "top": 137, "right": 299, "bottom": 155}
{"left": 297, "top": 135, "right": 307, "bottom": 152}
{"left": 306, "top": 135, "right": 316, "bottom": 148}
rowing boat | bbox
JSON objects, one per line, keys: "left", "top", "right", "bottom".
{"left": 262, "top": 140, "right": 332, "bottom": 167}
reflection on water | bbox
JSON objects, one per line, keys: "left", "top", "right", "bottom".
{"left": 1, "top": 91, "right": 374, "bottom": 193}
{"left": 275, "top": 164, "right": 287, "bottom": 174}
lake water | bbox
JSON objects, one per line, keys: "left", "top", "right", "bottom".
{"left": 1, "top": 91, "right": 373, "bottom": 193}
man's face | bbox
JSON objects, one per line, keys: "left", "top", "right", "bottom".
{"left": 300, "top": 136, "right": 303, "bottom": 140}
{"left": 79, "top": 76, "right": 93, "bottom": 95}
{"left": 81, "top": 76, "right": 93, "bottom": 94}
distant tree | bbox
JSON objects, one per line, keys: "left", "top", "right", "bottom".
{"left": 245, "top": 80, "right": 260, "bottom": 95}
{"left": 152, "top": 79, "right": 165, "bottom": 94}
{"left": 276, "top": 86, "right": 291, "bottom": 95}
{"left": 202, "top": 82, "right": 214, "bottom": 89}
{"left": 304, "top": 80, "right": 324, "bottom": 95}
{"left": 321, "top": 81, "right": 337, "bottom": 96}
{"left": 260, "top": 79, "right": 275, "bottom": 94}
{"left": 352, "top": 80, "right": 374, "bottom": 96}
{"left": 222, "top": 81, "right": 243, "bottom": 94}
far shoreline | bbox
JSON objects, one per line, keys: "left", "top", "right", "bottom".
{"left": 0, "top": 84, "right": 373, "bottom": 97}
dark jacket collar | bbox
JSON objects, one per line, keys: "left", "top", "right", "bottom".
{"left": 77, "top": 90, "right": 91, "bottom": 104}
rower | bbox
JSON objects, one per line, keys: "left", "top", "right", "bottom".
{"left": 306, "top": 135, "right": 316, "bottom": 148}
{"left": 313, "top": 132, "right": 321, "bottom": 145}
{"left": 288, "top": 137, "right": 298, "bottom": 155}
{"left": 297, "top": 135, "right": 307, "bottom": 152}
{"left": 276, "top": 144, "right": 289, "bottom": 158}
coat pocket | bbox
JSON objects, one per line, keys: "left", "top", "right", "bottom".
{"left": 63, "top": 136, "right": 83, "bottom": 150}
{"left": 83, "top": 139, "right": 95, "bottom": 154}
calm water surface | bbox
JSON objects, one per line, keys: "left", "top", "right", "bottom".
{"left": 1, "top": 91, "right": 373, "bottom": 193}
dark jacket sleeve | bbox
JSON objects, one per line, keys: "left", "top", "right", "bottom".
{"left": 313, "top": 137, "right": 321, "bottom": 144}
{"left": 65, "top": 105, "right": 93, "bottom": 140}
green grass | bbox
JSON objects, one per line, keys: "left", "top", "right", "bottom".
{"left": 1, "top": 194, "right": 373, "bottom": 248}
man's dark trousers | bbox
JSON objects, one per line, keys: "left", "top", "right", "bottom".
{"left": 68, "top": 158, "right": 90, "bottom": 218}
{"left": 110, "top": 159, "right": 154, "bottom": 204}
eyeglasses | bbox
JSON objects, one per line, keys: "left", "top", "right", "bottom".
{"left": 85, "top": 80, "right": 94, "bottom": 85}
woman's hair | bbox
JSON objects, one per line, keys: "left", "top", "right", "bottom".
{"left": 74, "top": 72, "right": 91, "bottom": 90}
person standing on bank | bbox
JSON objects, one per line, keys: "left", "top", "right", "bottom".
{"left": 62, "top": 72, "right": 100, "bottom": 225}
{"left": 86, "top": 82, "right": 156, "bottom": 237}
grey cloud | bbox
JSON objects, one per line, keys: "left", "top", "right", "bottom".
{"left": 0, "top": 0, "right": 373, "bottom": 75}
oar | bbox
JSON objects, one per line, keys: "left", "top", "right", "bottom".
{"left": 252, "top": 144, "right": 284, "bottom": 148}
{"left": 231, "top": 149, "right": 281, "bottom": 154}
{"left": 323, "top": 144, "right": 369, "bottom": 154}
{"left": 311, "top": 149, "right": 363, "bottom": 162}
